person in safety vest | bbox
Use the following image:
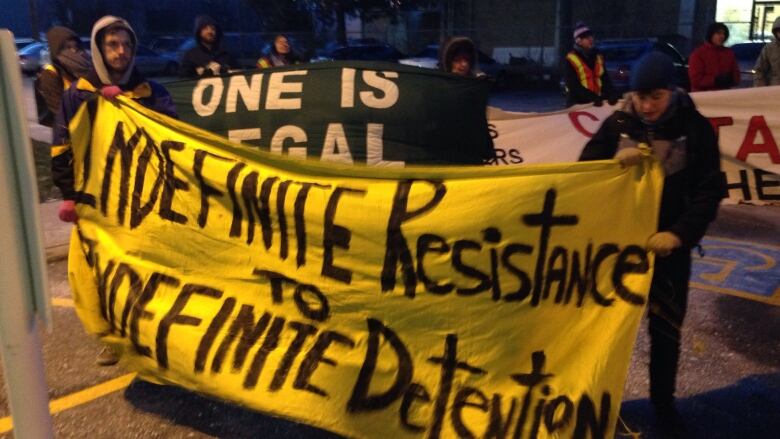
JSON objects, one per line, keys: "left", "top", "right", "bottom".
{"left": 34, "top": 26, "right": 90, "bottom": 127}
{"left": 257, "top": 34, "right": 302, "bottom": 68}
{"left": 51, "top": 16, "right": 177, "bottom": 367}
{"left": 562, "top": 21, "right": 617, "bottom": 107}
{"left": 579, "top": 52, "right": 726, "bottom": 436}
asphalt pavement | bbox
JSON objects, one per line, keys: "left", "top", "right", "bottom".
{"left": 0, "top": 77, "right": 777, "bottom": 438}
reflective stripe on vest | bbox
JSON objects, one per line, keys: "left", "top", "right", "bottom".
{"left": 566, "top": 52, "right": 604, "bottom": 94}
{"left": 43, "top": 64, "right": 71, "bottom": 90}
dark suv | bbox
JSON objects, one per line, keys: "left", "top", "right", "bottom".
{"left": 731, "top": 41, "right": 767, "bottom": 87}
{"left": 597, "top": 38, "right": 690, "bottom": 93}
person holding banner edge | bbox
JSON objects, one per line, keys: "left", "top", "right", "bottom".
{"left": 51, "top": 16, "right": 178, "bottom": 365}
{"left": 562, "top": 21, "right": 618, "bottom": 108}
{"left": 688, "top": 22, "right": 740, "bottom": 92}
{"left": 179, "top": 15, "right": 236, "bottom": 78}
{"left": 579, "top": 52, "right": 726, "bottom": 435}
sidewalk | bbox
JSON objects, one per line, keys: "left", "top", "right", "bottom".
{"left": 40, "top": 201, "right": 71, "bottom": 262}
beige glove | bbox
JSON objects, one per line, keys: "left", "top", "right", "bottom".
{"left": 647, "top": 232, "right": 682, "bottom": 257}
{"left": 615, "top": 146, "right": 643, "bottom": 167}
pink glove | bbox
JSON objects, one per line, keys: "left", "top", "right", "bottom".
{"left": 58, "top": 200, "right": 78, "bottom": 223}
{"left": 101, "top": 85, "right": 122, "bottom": 100}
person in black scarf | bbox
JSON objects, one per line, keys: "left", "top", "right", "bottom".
{"left": 34, "top": 26, "right": 91, "bottom": 127}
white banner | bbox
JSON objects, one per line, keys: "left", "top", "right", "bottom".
{"left": 488, "top": 86, "right": 780, "bottom": 205}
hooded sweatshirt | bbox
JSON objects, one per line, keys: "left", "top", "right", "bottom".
{"left": 439, "top": 37, "right": 479, "bottom": 76}
{"left": 179, "top": 15, "right": 235, "bottom": 78}
{"left": 51, "top": 16, "right": 177, "bottom": 201}
{"left": 35, "top": 26, "right": 90, "bottom": 126}
{"left": 754, "top": 17, "right": 780, "bottom": 86}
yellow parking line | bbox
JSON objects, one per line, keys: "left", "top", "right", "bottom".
{"left": 0, "top": 373, "right": 136, "bottom": 434}
{"left": 692, "top": 282, "right": 780, "bottom": 307}
{"left": 705, "top": 235, "right": 780, "bottom": 252}
{"left": 51, "top": 297, "right": 75, "bottom": 308}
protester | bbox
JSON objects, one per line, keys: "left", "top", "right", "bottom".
{"left": 688, "top": 22, "right": 740, "bottom": 91}
{"left": 439, "top": 36, "right": 482, "bottom": 77}
{"left": 562, "top": 21, "right": 617, "bottom": 107}
{"left": 179, "top": 15, "right": 235, "bottom": 78}
{"left": 51, "top": 16, "right": 177, "bottom": 364}
{"left": 579, "top": 52, "right": 725, "bottom": 435}
{"left": 754, "top": 17, "right": 780, "bottom": 87}
{"left": 34, "top": 26, "right": 90, "bottom": 127}
{"left": 257, "top": 34, "right": 301, "bottom": 68}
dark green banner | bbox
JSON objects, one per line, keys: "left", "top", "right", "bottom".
{"left": 165, "top": 61, "right": 494, "bottom": 166}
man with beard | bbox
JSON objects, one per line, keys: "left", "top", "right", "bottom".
{"left": 35, "top": 26, "right": 91, "bottom": 127}
{"left": 179, "top": 15, "right": 236, "bottom": 77}
{"left": 51, "top": 16, "right": 177, "bottom": 366}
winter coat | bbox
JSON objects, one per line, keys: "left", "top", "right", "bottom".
{"left": 179, "top": 15, "right": 236, "bottom": 78}
{"left": 35, "top": 26, "right": 88, "bottom": 126}
{"left": 754, "top": 17, "right": 780, "bottom": 86}
{"left": 52, "top": 16, "right": 177, "bottom": 201}
{"left": 579, "top": 90, "right": 725, "bottom": 251}
{"left": 562, "top": 46, "right": 616, "bottom": 106}
{"left": 688, "top": 42, "right": 740, "bottom": 91}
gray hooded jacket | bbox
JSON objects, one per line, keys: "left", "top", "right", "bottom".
{"left": 91, "top": 15, "right": 137, "bottom": 85}
{"left": 754, "top": 17, "right": 780, "bottom": 86}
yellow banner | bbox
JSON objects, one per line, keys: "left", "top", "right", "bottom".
{"left": 68, "top": 96, "right": 663, "bottom": 438}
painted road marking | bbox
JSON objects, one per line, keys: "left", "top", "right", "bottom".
{"left": 52, "top": 297, "right": 74, "bottom": 308}
{"left": 0, "top": 373, "right": 136, "bottom": 434}
{"left": 692, "top": 236, "right": 780, "bottom": 306}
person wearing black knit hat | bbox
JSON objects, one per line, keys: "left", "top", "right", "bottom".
{"left": 579, "top": 51, "right": 726, "bottom": 436}
{"left": 562, "top": 21, "right": 618, "bottom": 107}
{"left": 179, "top": 15, "right": 237, "bottom": 78}
{"left": 688, "top": 22, "right": 740, "bottom": 91}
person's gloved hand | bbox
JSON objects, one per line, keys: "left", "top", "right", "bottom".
{"left": 607, "top": 96, "right": 619, "bottom": 106}
{"left": 100, "top": 85, "right": 122, "bottom": 100}
{"left": 58, "top": 200, "right": 78, "bottom": 223}
{"left": 615, "top": 147, "right": 643, "bottom": 167}
{"left": 647, "top": 232, "right": 682, "bottom": 257}
{"left": 207, "top": 61, "right": 222, "bottom": 75}
{"left": 593, "top": 98, "right": 604, "bottom": 107}
{"left": 714, "top": 73, "right": 734, "bottom": 88}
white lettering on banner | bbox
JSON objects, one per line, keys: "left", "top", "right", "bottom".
{"left": 321, "top": 123, "right": 353, "bottom": 164}
{"left": 271, "top": 125, "right": 308, "bottom": 158}
{"left": 360, "top": 71, "right": 400, "bottom": 109}
{"left": 341, "top": 68, "right": 356, "bottom": 108}
{"left": 366, "top": 123, "right": 404, "bottom": 167}
{"left": 228, "top": 128, "right": 261, "bottom": 144}
{"left": 226, "top": 74, "right": 263, "bottom": 113}
{"left": 192, "top": 77, "right": 224, "bottom": 117}
{"left": 266, "top": 71, "right": 308, "bottom": 110}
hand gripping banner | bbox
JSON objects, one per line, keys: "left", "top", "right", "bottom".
{"left": 67, "top": 96, "right": 663, "bottom": 439}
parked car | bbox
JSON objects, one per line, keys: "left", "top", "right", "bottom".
{"left": 595, "top": 38, "right": 690, "bottom": 93}
{"left": 314, "top": 42, "right": 405, "bottom": 63}
{"left": 399, "top": 44, "right": 510, "bottom": 86}
{"left": 18, "top": 41, "right": 47, "bottom": 75}
{"left": 134, "top": 45, "right": 179, "bottom": 76}
{"left": 15, "top": 37, "right": 35, "bottom": 51}
{"left": 148, "top": 36, "right": 187, "bottom": 53}
{"left": 731, "top": 41, "right": 767, "bottom": 87}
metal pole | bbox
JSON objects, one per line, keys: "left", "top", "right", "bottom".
{"left": 28, "top": 0, "right": 40, "bottom": 40}
{"left": 0, "top": 29, "right": 54, "bottom": 439}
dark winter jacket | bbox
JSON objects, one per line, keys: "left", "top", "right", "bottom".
{"left": 688, "top": 42, "right": 740, "bottom": 91}
{"left": 52, "top": 16, "right": 177, "bottom": 201}
{"left": 562, "top": 45, "right": 616, "bottom": 106}
{"left": 579, "top": 91, "right": 725, "bottom": 250}
{"left": 179, "top": 15, "right": 236, "bottom": 78}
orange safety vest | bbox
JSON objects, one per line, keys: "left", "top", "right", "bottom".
{"left": 565, "top": 52, "right": 604, "bottom": 94}
{"left": 43, "top": 64, "right": 72, "bottom": 89}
